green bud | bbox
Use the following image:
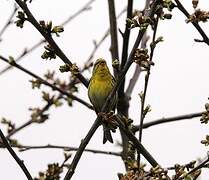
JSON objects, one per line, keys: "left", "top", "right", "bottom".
{"left": 59, "top": 64, "right": 70, "bottom": 73}
{"left": 52, "top": 26, "right": 64, "bottom": 37}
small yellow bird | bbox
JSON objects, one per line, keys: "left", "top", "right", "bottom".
{"left": 88, "top": 58, "right": 117, "bottom": 143}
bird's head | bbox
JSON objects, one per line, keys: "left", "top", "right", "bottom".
{"left": 92, "top": 58, "right": 110, "bottom": 78}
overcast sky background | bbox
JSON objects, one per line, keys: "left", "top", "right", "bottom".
{"left": 0, "top": 0, "right": 209, "bottom": 179}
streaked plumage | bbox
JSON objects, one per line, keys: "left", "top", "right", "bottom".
{"left": 88, "top": 58, "right": 117, "bottom": 143}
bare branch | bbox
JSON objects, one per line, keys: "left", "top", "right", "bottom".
{"left": 61, "top": 0, "right": 95, "bottom": 26}
{"left": 0, "top": 40, "right": 44, "bottom": 76}
{"left": 107, "top": 0, "right": 119, "bottom": 76}
{"left": 125, "top": 0, "right": 151, "bottom": 98}
{"left": 132, "top": 111, "right": 203, "bottom": 132}
{"left": 138, "top": 17, "right": 159, "bottom": 165}
{"left": 119, "top": 0, "right": 133, "bottom": 96}
{"left": 117, "top": 0, "right": 133, "bottom": 170}
{"left": 0, "top": 55, "right": 93, "bottom": 110}
{"left": 0, "top": 128, "right": 33, "bottom": 180}
{"left": 125, "top": 34, "right": 149, "bottom": 98}
{"left": 7, "top": 120, "right": 33, "bottom": 139}
{"left": 0, "top": 143, "right": 121, "bottom": 157}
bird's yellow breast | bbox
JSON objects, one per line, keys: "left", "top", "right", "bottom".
{"left": 88, "top": 77, "right": 113, "bottom": 112}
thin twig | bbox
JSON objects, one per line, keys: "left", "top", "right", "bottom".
{"left": 174, "top": 0, "right": 209, "bottom": 46}
{"left": 179, "top": 157, "right": 209, "bottom": 179}
{"left": 60, "top": 153, "right": 72, "bottom": 169}
{"left": 0, "top": 143, "right": 121, "bottom": 157}
{"left": 0, "top": 128, "right": 33, "bottom": 180}
{"left": 125, "top": 0, "right": 151, "bottom": 98}
{"left": 117, "top": 0, "right": 133, "bottom": 170}
{"left": 7, "top": 120, "right": 33, "bottom": 139}
{"left": 107, "top": 0, "right": 119, "bottom": 76}
{"left": 6, "top": 95, "right": 61, "bottom": 138}
{"left": 138, "top": 17, "right": 159, "bottom": 164}
{"left": 0, "top": 55, "right": 93, "bottom": 110}
{"left": 0, "top": 40, "right": 44, "bottom": 75}
{"left": 132, "top": 111, "right": 203, "bottom": 132}
{"left": 14, "top": 0, "right": 89, "bottom": 87}
{"left": 60, "top": 0, "right": 95, "bottom": 27}
{"left": 0, "top": 4, "right": 18, "bottom": 40}
{"left": 118, "top": 0, "right": 133, "bottom": 96}
{"left": 125, "top": 34, "right": 149, "bottom": 98}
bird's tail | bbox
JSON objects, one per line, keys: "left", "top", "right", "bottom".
{"left": 103, "top": 124, "right": 113, "bottom": 144}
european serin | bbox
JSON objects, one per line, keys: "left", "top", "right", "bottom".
{"left": 88, "top": 58, "right": 117, "bottom": 143}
